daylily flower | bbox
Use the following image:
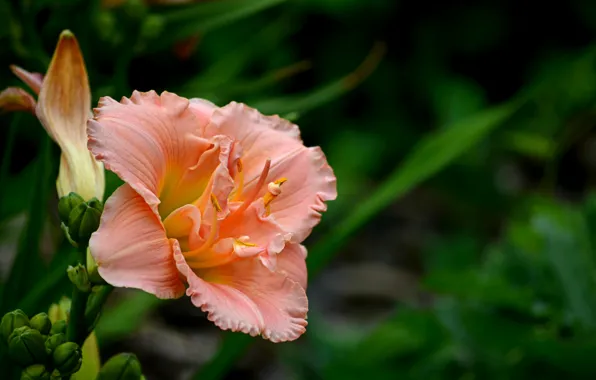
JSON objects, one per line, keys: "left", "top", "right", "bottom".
{"left": 88, "top": 91, "right": 336, "bottom": 342}
{"left": 0, "top": 30, "right": 105, "bottom": 201}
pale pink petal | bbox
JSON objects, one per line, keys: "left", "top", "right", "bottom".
{"left": 185, "top": 135, "right": 235, "bottom": 219}
{"left": 10, "top": 65, "right": 43, "bottom": 95}
{"left": 277, "top": 243, "right": 308, "bottom": 290}
{"left": 188, "top": 98, "right": 217, "bottom": 126}
{"left": 220, "top": 201, "right": 291, "bottom": 270}
{"left": 0, "top": 87, "right": 36, "bottom": 113}
{"left": 174, "top": 241, "right": 308, "bottom": 342}
{"left": 89, "top": 184, "right": 185, "bottom": 299}
{"left": 88, "top": 91, "right": 209, "bottom": 216}
{"left": 258, "top": 146, "right": 337, "bottom": 243}
{"left": 205, "top": 102, "right": 336, "bottom": 242}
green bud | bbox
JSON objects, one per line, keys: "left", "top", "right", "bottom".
{"left": 44, "top": 333, "right": 66, "bottom": 355}
{"left": 21, "top": 364, "right": 50, "bottom": 380}
{"left": 67, "top": 200, "right": 102, "bottom": 245}
{"left": 96, "top": 353, "right": 142, "bottom": 380}
{"left": 29, "top": 313, "right": 51, "bottom": 335}
{"left": 87, "top": 198, "right": 104, "bottom": 214}
{"left": 58, "top": 192, "right": 85, "bottom": 224}
{"left": 53, "top": 342, "right": 82, "bottom": 376}
{"left": 67, "top": 265, "right": 91, "bottom": 292}
{"left": 0, "top": 309, "right": 30, "bottom": 344}
{"left": 49, "top": 320, "right": 67, "bottom": 336}
{"left": 8, "top": 326, "right": 47, "bottom": 367}
{"left": 86, "top": 248, "right": 104, "bottom": 284}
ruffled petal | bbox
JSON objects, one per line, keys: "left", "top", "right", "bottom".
{"left": 188, "top": 97, "right": 217, "bottom": 126}
{"left": 277, "top": 243, "right": 308, "bottom": 290}
{"left": 259, "top": 146, "right": 337, "bottom": 243}
{"left": 88, "top": 90, "right": 209, "bottom": 215}
{"left": 89, "top": 184, "right": 185, "bottom": 299}
{"left": 220, "top": 201, "right": 291, "bottom": 271}
{"left": 174, "top": 241, "right": 308, "bottom": 342}
{"left": 205, "top": 102, "right": 336, "bottom": 242}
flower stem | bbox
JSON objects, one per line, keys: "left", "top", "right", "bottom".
{"left": 67, "top": 290, "right": 90, "bottom": 347}
{"left": 67, "top": 245, "right": 90, "bottom": 346}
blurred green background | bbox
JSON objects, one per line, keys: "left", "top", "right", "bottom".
{"left": 2, "top": 0, "right": 596, "bottom": 379}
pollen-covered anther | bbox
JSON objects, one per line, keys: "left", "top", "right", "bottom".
{"left": 210, "top": 193, "right": 222, "bottom": 213}
{"left": 233, "top": 236, "right": 262, "bottom": 257}
{"left": 263, "top": 178, "right": 287, "bottom": 214}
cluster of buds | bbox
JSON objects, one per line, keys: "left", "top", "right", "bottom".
{"left": 0, "top": 310, "right": 81, "bottom": 378}
{"left": 58, "top": 193, "right": 103, "bottom": 248}
{"left": 1, "top": 309, "right": 145, "bottom": 379}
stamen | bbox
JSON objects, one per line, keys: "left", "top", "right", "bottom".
{"left": 263, "top": 178, "right": 287, "bottom": 215}
{"left": 210, "top": 193, "right": 222, "bottom": 212}
{"left": 231, "top": 159, "right": 245, "bottom": 202}
{"left": 232, "top": 158, "right": 271, "bottom": 216}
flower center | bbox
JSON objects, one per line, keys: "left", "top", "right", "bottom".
{"left": 162, "top": 148, "right": 287, "bottom": 270}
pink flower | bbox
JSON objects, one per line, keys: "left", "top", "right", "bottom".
{"left": 88, "top": 91, "right": 336, "bottom": 342}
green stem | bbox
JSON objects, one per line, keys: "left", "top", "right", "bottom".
{"left": 67, "top": 246, "right": 90, "bottom": 346}
{"left": 85, "top": 285, "right": 114, "bottom": 331}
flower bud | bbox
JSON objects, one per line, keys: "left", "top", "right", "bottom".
{"left": 86, "top": 247, "right": 104, "bottom": 284}
{"left": 57, "top": 192, "right": 84, "bottom": 224}
{"left": 49, "top": 320, "right": 67, "bottom": 336}
{"left": 52, "top": 342, "right": 82, "bottom": 376}
{"left": 96, "top": 353, "right": 142, "bottom": 380}
{"left": 44, "top": 333, "right": 66, "bottom": 355}
{"left": 67, "top": 264, "right": 91, "bottom": 292}
{"left": 0, "top": 309, "right": 30, "bottom": 344}
{"left": 67, "top": 199, "right": 102, "bottom": 245}
{"left": 29, "top": 313, "right": 52, "bottom": 335}
{"left": 8, "top": 326, "right": 47, "bottom": 367}
{"left": 21, "top": 364, "right": 50, "bottom": 380}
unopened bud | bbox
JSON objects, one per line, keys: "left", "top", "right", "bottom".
{"left": 44, "top": 333, "right": 66, "bottom": 355}
{"left": 57, "top": 192, "right": 84, "bottom": 224}
{"left": 29, "top": 313, "right": 51, "bottom": 335}
{"left": 49, "top": 320, "right": 67, "bottom": 336}
{"left": 97, "top": 353, "right": 142, "bottom": 380}
{"left": 67, "top": 265, "right": 91, "bottom": 292}
{"left": 52, "top": 342, "right": 82, "bottom": 376}
{"left": 21, "top": 364, "right": 50, "bottom": 380}
{"left": 0, "top": 309, "right": 30, "bottom": 344}
{"left": 86, "top": 248, "right": 103, "bottom": 284}
{"left": 8, "top": 326, "right": 47, "bottom": 366}
{"left": 67, "top": 199, "right": 102, "bottom": 245}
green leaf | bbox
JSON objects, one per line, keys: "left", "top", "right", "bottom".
{"left": 149, "top": 0, "right": 287, "bottom": 52}
{"left": 193, "top": 95, "right": 522, "bottom": 380}
{"left": 423, "top": 269, "right": 534, "bottom": 311}
{"left": 17, "top": 245, "right": 77, "bottom": 315}
{"left": 251, "top": 42, "right": 386, "bottom": 115}
{"left": 1, "top": 134, "right": 53, "bottom": 313}
{"left": 530, "top": 199, "right": 596, "bottom": 328}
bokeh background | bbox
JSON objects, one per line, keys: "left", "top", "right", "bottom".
{"left": 2, "top": 0, "right": 596, "bottom": 379}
